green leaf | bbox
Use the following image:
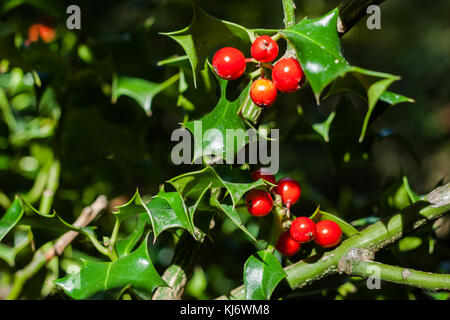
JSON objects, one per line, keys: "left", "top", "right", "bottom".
{"left": 379, "top": 91, "right": 415, "bottom": 106}
{"left": 0, "top": 196, "right": 24, "bottom": 242}
{"left": 244, "top": 250, "right": 286, "bottom": 300}
{"left": 281, "top": 8, "right": 350, "bottom": 100}
{"left": 310, "top": 209, "right": 358, "bottom": 237}
{"left": 0, "top": 227, "right": 32, "bottom": 266}
{"left": 281, "top": 8, "right": 409, "bottom": 142}
{"left": 184, "top": 73, "right": 253, "bottom": 163}
{"left": 161, "top": 1, "right": 253, "bottom": 84}
{"left": 116, "top": 213, "right": 149, "bottom": 258}
{"left": 210, "top": 197, "right": 256, "bottom": 242}
{"left": 112, "top": 191, "right": 147, "bottom": 223}
{"left": 18, "top": 196, "right": 81, "bottom": 235}
{"left": 168, "top": 166, "right": 268, "bottom": 207}
{"left": 312, "top": 111, "right": 336, "bottom": 142}
{"left": 402, "top": 176, "right": 420, "bottom": 203}
{"left": 398, "top": 236, "right": 422, "bottom": 252}
{"left": 54, "top": 236, "right": 165, "bottom": 300}
{"left": 169, "top": 166, "right": 269, "bottom": 241}
{"left": 111, "top": 74, "right": 179, "bottom": 116}
{"left": 143, "top": 192, "right": 197, "bottom": 242}
{"left": 358, "top": 77, "right": 397, "bottom": 142}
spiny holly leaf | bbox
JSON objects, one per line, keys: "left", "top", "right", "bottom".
{"left": 184, "top": 73, "right": 253, "bottom": 163}
{"left": 161, "top": 1, "right": 253, "bottom": 84}
{"left": 169, "top": 166, "right": 270, "bottom": 241}
{"left": 244, "top": 250, "right": 286, "bottom": 300}
{"left": 143, "top": 192, "right": 198, "bottom": 242}
{"left": 282, "top": 8, "right": 408, "bottom": 142}
{"left": 54, "top": 236, "right": 165, "bottom": 299}
{"left": 112, "top": 191, "right": 147, "bottom": 223}
{"left": 168, "top": 166, "right": 268, "bottom": 207}
{"left": 0, "top": 196, "right": 24, "bottom": 242}
{"left": 210, "top": 197, "right": 256, "bottom": 242}
{"left": 310, "top": 209, "right": 358, "bottom": 237}
{"left": 281, "top": 8, "right": 350, "bottom": 101}
{"left": 116, "top": 213, "right": 149, "bottom": 258}
{"left": 17, "top": 196, "right": 81, "bottom": 235}
{"left": 111, "top": 74, "right": 179, "bottom": 116}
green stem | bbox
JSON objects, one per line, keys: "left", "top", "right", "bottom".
{"left": 281, "top": 0, "right": 297, "bottom": 27}
{"left": 0, "top": 88, "right": 18, "bottom": 132}
{"left": 348, "top": 261, "right": 450, "bottom": 291}
{"left": 267, "top": 196, "right": 286, "bottom": 252}
{"left": 107, "top": 218, "right": 121, "bottom": 261}
{"left": 84, "top": 231, "right": 110, "bottom": 258}
{"left": 38, "top": 159, "right": 61, "bottom": 215}
{"left": 6, "top": 242, "right": 54, "bottom": 300}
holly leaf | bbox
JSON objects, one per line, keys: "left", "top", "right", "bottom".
{"left": 281, "top": 8, "right": 350, "bottom": 101}
{"left": 112, "top": 191, "right": 147, "bottom": 223}
{"left": 168, "top": 165, "right": 268, "bottom": 207}
{"left": 116, "top": 213, "right": 149, "bottom": 258}
{"left": 379, "top": 91, "right": 415, "bottom": 106}
{"left": 111, "top": 74, "right": 179, "bottom": 116}
{"left": 0, "top": 196, "right": 24, "bottom": 242}
{"left": 0, "top": 227, "right": 32, "bottom": 266}
{"left": 18, "top": 196, "right": 81, "bottom": 235}
{"left": 312, "top": 111, "right": 336, "bottom": 142}
{"left": 161, "top": 1, "right": 253, "bottom": 84}
{"left": 282, "top": 8, "right": 409, "bottom": 142}
{"left": 244, "top": 250, "right": 286, "bottom": 300}
{"left": 309, "top": 209, "right": 358, "bottom": 238}
{"left": 143, "top": 192, "right": 198, "bottom": 242}
{"left": 54, "top": 236, "right": 165, "bottom": 300}
{"left": 184, "top": 73, "right": 255, "bottom": 163}
{"left": 210, "top": 197, "right": 256, "bottom": 242}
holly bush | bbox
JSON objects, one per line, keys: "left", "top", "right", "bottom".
{"left": 0, "top": 0, "right": 449, "bottom": 301}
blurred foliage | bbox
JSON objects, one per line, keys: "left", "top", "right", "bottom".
{"left": 0, "top": 0, "right": 449, "bottom": 300}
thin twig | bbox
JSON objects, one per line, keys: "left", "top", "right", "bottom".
{"left": 45, "top": 195, "right": 108, "bottom": 260}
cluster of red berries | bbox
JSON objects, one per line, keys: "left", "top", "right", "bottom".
{"left": 246, "top": 169, "right": 301, "bottom": 216}
{"left": 277, "top": 218, "right": 343, "bottom": 257}
{"left": 212, "top": 35, "right": 305, "bottom": 108}
{"left": 245, "top": 169, "right": 343, "bottom": 257}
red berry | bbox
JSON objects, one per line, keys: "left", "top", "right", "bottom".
{"left": 314, "top": 220, "right": 342, "bottom": 248}
{"left": 251, "top": 168, "right": 276, "bottom": 185}
{"left": 275, "top": 177, "right": 301, "bottom": 208}
{"left": 276, "top": 231, "right": 301, "bottom": 256}
{"left": 246, "top": 190, "right": 273, "bottom": 217}
{"left": 250, "top": 79, "right": 277, "bottom": 107}
{"left": 272, "top": 57, "right": 304, "bottom": 93}
{"left": 251, "top": 35, "right": 279, "bottom": 62}
{"left": 290, "top": 217, "right": 316, "bottom": 243}
{"left": 212, "top": 47, "right": 246, "bottom": 80}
